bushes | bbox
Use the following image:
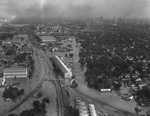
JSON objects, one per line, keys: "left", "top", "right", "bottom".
{"left": 28, "top": 56, "right": 34, "bottom": 71}
{"left": 28, "top": 33, "right": 42, "bottom": 47}
{"left": 13, "top": 53, "right": 27, "bottom": 63}
{"left": 0, "top": 32, "right": 14, "bottom": 41}
{"left": 19, "top": 89, "right": 25, "bottom": 95}
{"left": 33, "top": 100, "right": 40, "bottom": 109}
{"left": 42, "top": 97, "right": 50, "bottom": 104}
{"left": 137, "top": 86, "right": 150, "bottom": 99}
{"left": 5, "top": 49, "right": 16, "bottom": 56}
{"left": 37, "top": 93, "right": 43, "bottom": 98}
{"left": 27, "top": 56, "right": 35, "bottom": 78}
{"left": 20, "top": 100, "right": 48, "bottom": 116}
{"left": 3, "top": 85, "right": 24, "bottom": 100}
{"left": 8, "top": 114, "right": 18, "bottom": 116}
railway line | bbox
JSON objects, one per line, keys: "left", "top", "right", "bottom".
{"left": 0, "top": 49, "right": 65, "bottom": 116}
{"left": 54, "top": 79, "right": 64, "bottom": 116}
{"left": 0, "top": 74, "right": 46, "bottom": 116}
{"left": 0, "top": 49, "right": 47, "bottom": 116}
{"left": 42, "top": 52, "right": 64, "bottom": 116}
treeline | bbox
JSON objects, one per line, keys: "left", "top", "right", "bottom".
{"left": 8, "top": 98, "right": 50, "bottom": 116}
{"left": 77, "top": 22, "right": 150, "bottom": 90}
{"left": 27, "top": 55, "right": 35, "bottom": 78}
{"left": 28, "top": 32, "right": 41, "bottom": 47}
{"left": 13, "top": 53, "right": 28, "bottom": 63}
{"left": 0, "top": 26, "right": 16, "bottom": 32}
{"left": 0, "top": 32, "right": 15, "bottom": 41}
{"left": 3, "top": 85, "right": 24, "bottom": 100}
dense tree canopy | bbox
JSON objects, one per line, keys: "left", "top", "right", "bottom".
{"left": 137, "top": 85, "right": 150, "bottom": 99}
{"left": 20, "top": 100, "right": 47, "bottom": 116}
{"left": 3, "top": 85, "right": 24, "bottom": 100}
{"left": 13, "top": 53, "right": 27, "bottom": 63}
{"left": 77, "top": 20, "right": 150, "bottom": 90}
{"left": 0, "top": 33, "right": 14, "bottom": 40}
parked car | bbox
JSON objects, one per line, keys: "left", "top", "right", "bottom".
{"left": 121, "top": 93, "right": 133, "bottom": 101}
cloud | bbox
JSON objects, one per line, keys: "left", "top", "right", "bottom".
{"left": 0, "top": 0, "right": 149, "bottom": 19}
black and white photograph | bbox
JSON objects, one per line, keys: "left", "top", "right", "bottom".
{"left": 0, "top": 0, "right": 150, "bottom": 116}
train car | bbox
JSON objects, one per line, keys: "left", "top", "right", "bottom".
{"left": 50, "top": 55, "right": 72, "bottom": 85}
{"left": 89, "top": 104, "right": 97, "bottom": 116}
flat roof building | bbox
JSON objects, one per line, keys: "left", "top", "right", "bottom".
{"left": 3, "top": 68, "right": 28, "bottom": 78}
{"left": 51, "top": 55, "right": 72, "bottom": 79}
{"left": 39, "top": 36, "right": 56, "bottom": 43}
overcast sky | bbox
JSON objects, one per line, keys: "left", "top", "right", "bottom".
{"left": 0, "top": 0, "right": 149, "bottom": 19}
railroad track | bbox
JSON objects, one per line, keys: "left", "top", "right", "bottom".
{"left": 0, "top": 50, "right": 64, "bottom": 116}
{"left": 0, "top": 50, "right": 47, "bottom": 116}
{"left": 42, "top": 52, "right": 64, "bottom": 116}
{"left": 54, "top": 79, "right": 64, "bottom": 116}
{"left": 0, "top": 74, "right": 46, "bottom": 116}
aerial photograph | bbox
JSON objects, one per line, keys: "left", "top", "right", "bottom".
{"left": 0, "top": 0, "right": 150, "bottom": 116}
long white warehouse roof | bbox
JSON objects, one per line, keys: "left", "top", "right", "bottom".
{"left": 51, "top": 55, "right": 72, "bottom": 74}
{"left": 3, "top": 68, "right": 28, "bottom": 78}
{"left": 39, "top": 36, "right": 56, "bottom": 42}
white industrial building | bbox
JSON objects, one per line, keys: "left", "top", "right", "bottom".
{"left": 51, "top": 55, "right": 72, "bottom": 78}
{"left": 3, "top": 68, "right": 28, "bottom": 79}
{"left": 39, "top": 36, "right": 56, "bottom": 43}
{"left": 51, "top": 55, "right": 72, "bottom": 85}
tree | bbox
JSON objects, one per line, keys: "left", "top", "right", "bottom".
{"left": 19, "top": 89, "right": 24, "bottom": 95}
{"left": 21, "top": 37, "right": 24, "bottom": 41}
{"left": 20, "top": 109, "right": 31, "bottom": 116}
{"left": 37, "top": 93, "right": 42, "bottom": 98}
{"left": 8, "top": 114, "right": 18, "bottom": 116}
{"left": 5, "top": 49, "right": 16, "bottom": 56}
{"left": 33, "top": 100, "right": 40, "bottom": 109}
{"left": 13, "top": 53, "right": 27, "bottom": 63}
{"left": 112, "top": 81, "right": 122, "bottom": 91}
{"left": 42, "top": 97, "right": 50, "bottom": 104}
{"left": 41, "top": 101, "right": 46, "bottom": 109}
{"left": 135, "top": 106, "right": 141, "bottom": 116}
{"left": 137, "top": 85, "right": 150, "bottom": 99}
{"left": 3, "top": 86, "right": 24, "bottom": 100}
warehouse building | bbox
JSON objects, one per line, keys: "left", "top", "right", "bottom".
{"left": 3, "top": 68, "right": 28, "bottom": 79}
{"left": 51, "top": 55, "right": 72, "bottom": 84}
{"left": 39, "top": 36, "right": 56, "bottom": 43}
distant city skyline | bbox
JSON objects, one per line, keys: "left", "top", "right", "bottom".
{"left": 0, "top": 0, "right": 150, "bottom": 19}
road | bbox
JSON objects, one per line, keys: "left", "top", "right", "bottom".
{"left": 56, "top": 36, "right": 138, "bottom": 116}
